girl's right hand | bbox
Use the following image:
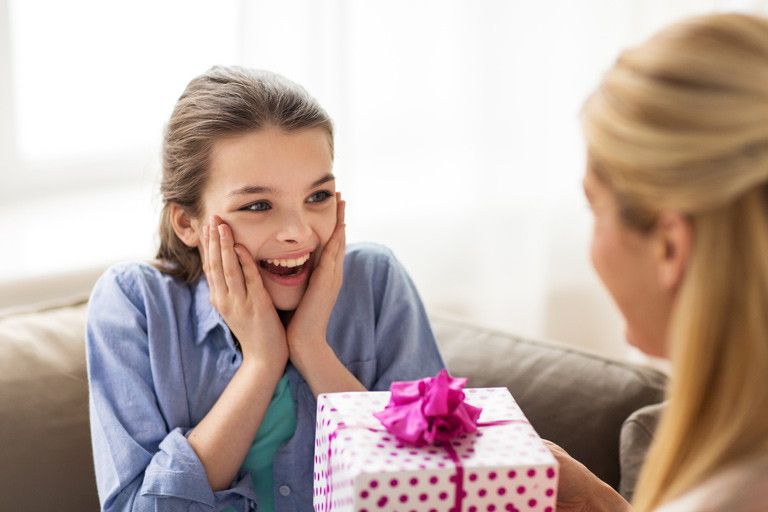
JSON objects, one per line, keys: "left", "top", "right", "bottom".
{"left": 202, "top": 215, "right": 289, "bottom": 367}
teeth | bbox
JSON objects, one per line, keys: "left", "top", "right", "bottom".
{"left": 266, "top": 253, "right": 311, "bottom": 268}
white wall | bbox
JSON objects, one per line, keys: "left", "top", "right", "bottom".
{"left": 1, "top": 0, "right": 754, "bottom": 365}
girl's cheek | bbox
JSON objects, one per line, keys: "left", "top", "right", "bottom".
{"left": 321, "top": 212, "right": 337, "bottom": 242}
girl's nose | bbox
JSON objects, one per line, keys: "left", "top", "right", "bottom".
{"left": 276, "top": 209, "right": 312, "bottom": 244}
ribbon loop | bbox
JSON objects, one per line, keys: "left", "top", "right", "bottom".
{"left": 374, "top": 369, "right": 483, "bottom": 447}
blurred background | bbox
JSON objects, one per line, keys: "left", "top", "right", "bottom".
{"left": 0, "top": 0, "right": 763, "bottom": 363}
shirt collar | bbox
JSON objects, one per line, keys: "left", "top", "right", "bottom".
{"left": 191, "top": 277, "right": 227, "bottom": 345}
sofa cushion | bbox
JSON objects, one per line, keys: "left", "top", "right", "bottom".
{"left": 430, "top": 312, "right": 668, "bottom": 493}
{"left": 0, "top": 295, "right": 99, "bottom": 511}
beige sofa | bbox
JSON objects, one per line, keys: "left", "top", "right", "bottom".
{"left": 0, "top": 267, "right": 667, "bottom": 511}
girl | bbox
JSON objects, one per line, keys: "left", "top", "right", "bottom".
{"left": 550, "top": 13, "right": 768, "bottom": 512}
{"left": 86, "top": 66, "right": 446, "bottom": 512}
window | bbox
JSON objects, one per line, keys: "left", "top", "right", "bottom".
{"left": 4, "top": 0, "right": 240, "bottom": 192}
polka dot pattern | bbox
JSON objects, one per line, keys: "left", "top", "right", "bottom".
{"left": 313, "top": 388, "right": 558, "bottom": 511}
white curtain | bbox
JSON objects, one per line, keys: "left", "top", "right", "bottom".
{"left": 2, "top": 0, "right": 760, "bottom": 359}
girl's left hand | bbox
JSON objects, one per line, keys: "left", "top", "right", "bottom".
{"left": 285, "top": 192, "right": 346, "bottom": 353}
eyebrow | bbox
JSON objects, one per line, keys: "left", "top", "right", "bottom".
{"left": 227, "top": 173, "right": 336, "bottom": 197}
{"left": 311, "top": 173, "right": 336, "bottom": 188}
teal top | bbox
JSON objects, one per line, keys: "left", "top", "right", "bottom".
{"left": 223, "top": 372, "right": 296, "bottom": 512}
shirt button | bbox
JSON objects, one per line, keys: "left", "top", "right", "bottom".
{"left": 278, "top": 485, "right": 291, "bottom": 496}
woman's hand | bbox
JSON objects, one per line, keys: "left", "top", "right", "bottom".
{"left": 285, "top": 193, "right": 346, "bottom": 353}
{"left": 202, "top": 215, "right": 288, "bottom": 368}
{"left": 544, "top": 440, "right": 632, "bottom": 512}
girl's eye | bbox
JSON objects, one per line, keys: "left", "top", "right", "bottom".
{"left": 242, "top": 201, "right": 271, "bottom": 212}
{"left": 307, "top": 190, "right": 332, "bottom": 203}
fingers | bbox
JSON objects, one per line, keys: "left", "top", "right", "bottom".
{"left": 201, "top": 225, "right": 215, "bottom": 295}
{"left": 234, "top": 244, "right": 263, "bottom": 291}
{"left": 218, "top": 222, "right": 245, "bottom": 298}
{"left": 336, "top": 192, "right": 346, "bottom": 224}
{"left": 335, "top": 196, "right": 347, "bottom": 273}
{"left": 329, "top": 191, "right": 346, "bottom": 270}
{"left": 318, "top": 210, "right": 346, "bottom": 277}
{"left": 542, "top": 440, "right": 574, "bottom": 464}
{"left": 333, "top": 220, "right": 346, "bottom": 276}
{"left": 206, "top": 216, "right": 228, "bottom": 295}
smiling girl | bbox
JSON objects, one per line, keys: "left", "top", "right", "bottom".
{"left": 85, "top": 66, "right": 445, "bottom": 512}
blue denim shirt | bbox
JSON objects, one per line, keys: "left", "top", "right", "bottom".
{"left": 86, "top": 242, "right": 446, "bottom": 512}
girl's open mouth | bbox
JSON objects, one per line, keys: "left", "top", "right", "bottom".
{"left": 258, "top": 252, "right": 312, "bottom": 279}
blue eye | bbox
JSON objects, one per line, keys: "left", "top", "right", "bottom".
{"left": 307, "top": 191, "right": 332, "bottom": 203}
{"left": 242, "top": 201, "right": 271, "bottom": 212}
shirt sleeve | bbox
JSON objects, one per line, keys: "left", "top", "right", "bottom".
{"left": 86, "top": 266, "right": 257, "bottom": 512}
{"left": 370, "top": 248, "right": 447, "bottom": 390}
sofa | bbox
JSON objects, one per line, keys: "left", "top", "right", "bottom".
{"left": 0, "top": 266, "right": 667, "bottom": 511}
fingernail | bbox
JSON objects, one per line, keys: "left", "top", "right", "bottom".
{"left": 203, "top": 226, "right": 209, "bottom": 238}
{"left": 218, "top": 225, "right": 226, "bottom": 238}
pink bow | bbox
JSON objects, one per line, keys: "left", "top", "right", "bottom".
{"left": 373, "top": 369, "right": 483, "bottom": 446}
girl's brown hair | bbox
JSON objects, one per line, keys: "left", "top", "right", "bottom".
{"left": 155, "top": 66, "right": 334, "bottom": 283}
{"left": 582, "top": 13, "right": 768, "bottom": 511}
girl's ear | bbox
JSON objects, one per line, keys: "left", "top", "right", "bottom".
{"left": 170, "top": 203, "right": 200, "bottom": 248}
{"left": 655, "top": 211, "right": 692, "bottom": 293}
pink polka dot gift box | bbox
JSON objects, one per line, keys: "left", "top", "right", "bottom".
{"left": 313, "top": 370, "right": 558, "bottom": 512}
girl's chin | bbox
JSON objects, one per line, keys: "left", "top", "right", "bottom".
{"left": 265, "top": 287, "right": 307, "bottom": 313}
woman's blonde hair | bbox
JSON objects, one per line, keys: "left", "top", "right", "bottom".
{"left": 581, "top": 13, "right": 768, "bottom": 511}
{"left": 156, "top": 66, "right": 334, "bottom": 283}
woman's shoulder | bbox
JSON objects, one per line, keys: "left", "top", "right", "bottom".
{"left": 656, "top": 453, "right": 768, "bottom": 512}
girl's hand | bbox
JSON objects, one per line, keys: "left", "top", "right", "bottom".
{"left": 285, "top": 194, "right": 363, "bottom": 397}
{"left": 285, "top": 193, "right": 346, "bottom": 353}
{"left": 202, "top": 215, "right": 288, "bottom": 367}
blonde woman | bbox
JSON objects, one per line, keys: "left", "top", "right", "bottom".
{"left": 551, "top": 12, "right": 768, "bottom": 512}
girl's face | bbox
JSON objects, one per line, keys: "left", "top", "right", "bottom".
{"left": 194, "top": 127, "right": 336, "bottom": 311}
{"left": 583, "top": 166, "right": 672, "bottom": 358}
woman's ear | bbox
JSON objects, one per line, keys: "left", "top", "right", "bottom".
{"left": 655, "top": 211, "right": 692, "bottom": 292}
{"left": 170, "top": 203, "right": 200, "bottom": 248}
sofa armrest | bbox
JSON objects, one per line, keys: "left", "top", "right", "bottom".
{"left": 430, "top": 312, "right": 667, "bottom": 494}
{"left": 0, "top": 296, "right": 99, "bottom": 511}
{"left": 619, "top": 401, "right": 665, "bottom": 502}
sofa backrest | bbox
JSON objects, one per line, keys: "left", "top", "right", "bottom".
{"left": 430, "top": 312, "right": 668, "bottom": 495}
{"left": 0, "top": 297, "right": 667, "bottom": 510}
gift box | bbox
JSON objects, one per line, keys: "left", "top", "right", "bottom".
{"left": 313, "top": 374, "right": 558, "bottom": 512}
